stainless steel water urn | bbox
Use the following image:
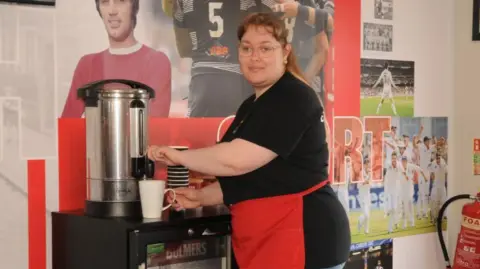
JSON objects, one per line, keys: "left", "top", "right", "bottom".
{"left": 78, "top": 79, "right": 156, "bottom": 218}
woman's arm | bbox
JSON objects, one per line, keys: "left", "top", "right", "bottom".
{"left": 172, "top": 0, "right": 192, "bottom": 58}
{"left": 174, "top": 27, "right": 193, "bottom": 58}
{"left": 177, "top": 138, "right": 277, "bottom": 177}
{"left": 304, "top": 31, "right": 329, "bottom": 83}
{"left": 199, "top": 181, "right": 224, "bottom": 206}
{"left": 170, "top": 181, "right": 224, "bottom": 210}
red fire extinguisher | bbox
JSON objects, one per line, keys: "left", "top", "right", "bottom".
{"left": 437, "top": 193, "right": 480, "bottom": 269}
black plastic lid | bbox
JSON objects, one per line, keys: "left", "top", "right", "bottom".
{"left": 77, "top": 79, "right": 156, "bottom": 100}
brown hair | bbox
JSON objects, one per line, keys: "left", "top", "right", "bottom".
{"left": 95, "top": 0, "right": 140, "bottom": 28}
{"left": 237, "top": 12, "right": 307, "bottom": 84}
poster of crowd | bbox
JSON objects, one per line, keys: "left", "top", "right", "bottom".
{"left": 333, "top": 116, "right": 448, "bottom": 243}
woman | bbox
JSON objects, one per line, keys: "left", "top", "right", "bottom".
{"left": 147, "top": 12, "right": 350, "bottom": 269}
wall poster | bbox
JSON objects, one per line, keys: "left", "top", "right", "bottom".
{"left": 473, "top": 139, "right": 480, "bottom": 175}
{"left": 345, "top": 239, "right": 393, "bottom": 269}
{"left": 333, "top": 116, "right": 448, "bottom": 243}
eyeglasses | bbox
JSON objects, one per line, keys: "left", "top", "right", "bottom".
{"left": 238, "top": 45, "right": 281, "bottom": 57}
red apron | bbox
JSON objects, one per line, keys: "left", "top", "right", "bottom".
{"left": 230, "top": 180, "right": 329, "bottom": 269}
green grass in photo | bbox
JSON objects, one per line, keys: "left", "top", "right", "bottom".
{"left": 360, "top": 96, "right": 414, "bottom": 117}
{"left": 349, "top": 209, "right": 447, "bottom": 244}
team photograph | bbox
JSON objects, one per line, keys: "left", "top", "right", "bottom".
{"left": 363, "top": 22, "right": 392, "bottom": 52}
{"left": 360, "top": 58, "right": 414, "bottom": 117}
{"left": 333, "top": 116, "right": 448, "bottom": 243}
{"left": 374, "top": 0, "right": 393, "bottom": 20}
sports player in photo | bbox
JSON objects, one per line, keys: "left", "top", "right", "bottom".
{"left": 404, "top": 85, "right": 412, "bottom": 100}
{"left": 383, "top": 135, "right": 396, "bottom": 219}
{"left": 357, "top": 158, "right": 371, "bottom": 234}
{"left": 384, "top": 151, "right": 403, "bottom": 233}
{"left": 391, "top": 140, "right": 406, "bottom": 226}
{"left": 383, "top": 125, "right": 397, "bottom": 176}
{"left": 61, "top": 0, "right": 172, "bottom": 118}
{"left": 375, "top": 0, "right": 383, "bottom": 18}
{"left": 389, "top": 125, "right": 397, "bottom": 140}
{"left": 363, "top": 251, "right": 368, "bottom": 269}
{"left": 372, "top": 62, "right": 400, "bottom": 115}
{"left": 401, "top": 132, "right": 417, "bottom": 162}
{"left": 436, "top": 136, "right": 448, "bottom": 162}
{"left": 413, "top": 129, "right": 435, "bottom": 220}
{"left": 400, "top": 155, "right": 428, "bottom": 229}
{"left": 429, "top": 153, "right": 447, "bottom": 222}
{"left": 172, "top": 0, "right": 257, "bottom": 118}
{"left": 375, "top": 260, "right": 384, "bottom": 269}
{"left": 270, "top": 0, "right": 333, "bottom": 105}
{"left": 335, "top": 148, "right": 351, "bottom": 215}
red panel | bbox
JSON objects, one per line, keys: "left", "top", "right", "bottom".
{"left": 28, "top": 160, "right": 46, "bottom": 269}
{"left": 58, "top": 118, "right": 86, "bottom": 211}
{"left": 335, "top": 0, "right": 361, "bottom": 116}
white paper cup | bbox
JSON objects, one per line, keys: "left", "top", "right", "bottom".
{"left": 139, "top": 180, "right": 176, "bottom": 219}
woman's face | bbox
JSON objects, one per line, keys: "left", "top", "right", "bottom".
{"left": 238, "top": 25, "right": 291, "bottom": 89}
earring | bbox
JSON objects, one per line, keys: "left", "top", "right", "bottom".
{"left": 284, "top": 58, "right": 288, "bottom": 64}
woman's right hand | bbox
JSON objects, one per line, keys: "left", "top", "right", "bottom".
{"left": 147, "top": 145, "right": 181, "bottom": 166}
{"left": 167, "top": 187, "right": 202, "bottom": 211}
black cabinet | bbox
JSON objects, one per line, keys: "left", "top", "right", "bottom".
{"left": 52, "top": 206, "right": 235, "bottom": 269}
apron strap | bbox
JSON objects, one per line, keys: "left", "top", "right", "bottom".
{"left": 298, "top": 179, "right": 329, "bottom": 197}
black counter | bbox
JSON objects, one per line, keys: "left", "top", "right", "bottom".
{"left": 52, "top": 206, "right": 234, "bottom": 269}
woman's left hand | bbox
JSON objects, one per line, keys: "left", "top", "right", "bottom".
{"left": 147, "top": 146, "right": 182, "bottom": 166}
{"left": 272, "top": 0, "right": 299, "bottom": 18}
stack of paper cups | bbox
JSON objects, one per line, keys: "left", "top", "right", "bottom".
{"left": 167, "top": 146, "right": 189, "bottom": 188}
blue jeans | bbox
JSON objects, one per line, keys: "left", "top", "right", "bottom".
{"left": 318, "top": 262, "right": 346, "bottom": 269}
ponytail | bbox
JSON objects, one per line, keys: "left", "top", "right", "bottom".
{"left": 286, "top": 49, "right": 309, "bottom": 85}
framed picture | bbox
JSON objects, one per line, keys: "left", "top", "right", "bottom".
{"left": 0, "top": 0, "right": 55, "bottom": 6}
{"left": 473, "top": 0, "right": 480, "bottom": 40}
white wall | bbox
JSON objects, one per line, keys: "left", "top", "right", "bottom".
{"left": 447, "top": 0, "right": 480, "bottom": 260}
{"left": 361, "top": 0, "right": 453, "bottom": 117}
{"left": 361, "top": 0, "right": 454, "bottom": 268}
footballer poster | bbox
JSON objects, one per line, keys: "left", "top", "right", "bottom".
{"left": 360, "top": 59, "right": 414, "bottom": 117}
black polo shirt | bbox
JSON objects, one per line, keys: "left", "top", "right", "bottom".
{"left": 217, "top": 71, "right": 351, "bottom": 268}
